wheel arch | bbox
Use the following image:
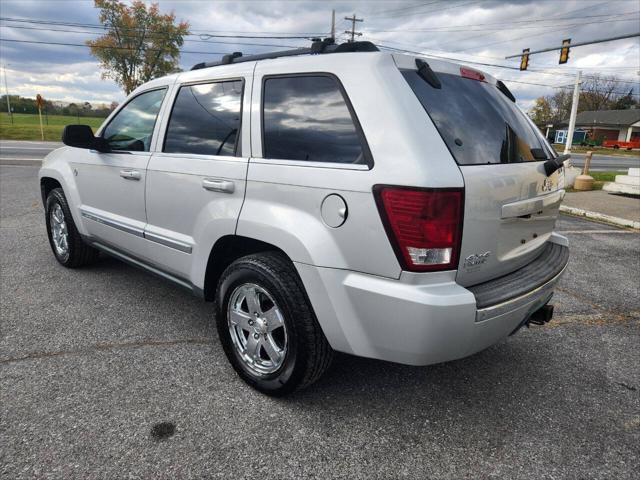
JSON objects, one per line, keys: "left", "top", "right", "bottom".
{"left": 202, "top": 234, "right": 289, "bottom": 301}
{"left": 40, "top": 176, "right": 62, "bottom": 206}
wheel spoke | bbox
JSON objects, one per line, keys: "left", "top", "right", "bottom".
{"left": 244, "top": 333, "right": 261, "bottom": 361}
{"left": 262, "top": 334, "right": 282, "bottom": 364}
{"left": 53, "top": 207, "right": 64, "bottom": 224}
{"left": 263, "top": 307, "right": 284, "bottom": 332}
{"left": 229, "top": 309, "right": 252, "bottom": 330}
{"left": 244, "top": 287, "right": 262, "bottom": 315}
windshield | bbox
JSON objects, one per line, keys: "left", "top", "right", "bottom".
{"left": 402, "top": 70, "right": 552, "bottom": 165}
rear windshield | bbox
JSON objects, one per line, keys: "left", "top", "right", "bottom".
{"left": 402, "top": 70, "right": 551, "bottom": 165}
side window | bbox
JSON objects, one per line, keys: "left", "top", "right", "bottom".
{"left": 262, "top": 75, "right": 367, "bottom": 165}
{"left": 102, "top": 88, "right": 166, "bottom": 152}
{"left": 164, "top": 80, "right": 243, "bottom": 157}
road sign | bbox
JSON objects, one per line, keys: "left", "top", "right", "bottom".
{"left": 36, "top": 94, "right": 44, "bottom": 140}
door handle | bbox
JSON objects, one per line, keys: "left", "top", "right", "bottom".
{"left": 202, "top": 178, "right": 235, "bottom": 193}
{"left": 120, "top": 169, "right": 141, "bottom": 180}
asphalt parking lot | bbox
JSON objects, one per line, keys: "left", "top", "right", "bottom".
{"left": 1, "top": 165, "right": 639, "bottom": 479}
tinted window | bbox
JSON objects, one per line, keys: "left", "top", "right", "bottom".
{"left": 263, "top": 75, "right": 366, "bottom": 164}
{"left": 102, "top": 88, "right": 166, "bottom": 152}
{"left": 403, "top": 71, "right": 551, "bottom": 165}
{"left": 164, "top": 80, "right": 243, "bottom": 156}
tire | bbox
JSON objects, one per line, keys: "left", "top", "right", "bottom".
{"left": 613, "top": 145, "right": 620, "bottom": 149}
{"left": 45, "top": 188, "right": 99, "bottom": 268}
{"left": 215, "top": 252, "right": 333, "bottom": 396}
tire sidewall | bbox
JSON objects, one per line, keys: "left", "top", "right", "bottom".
{"left": 216, "top": 260, "right": 306, "bottom": 395}
{"left": 45, "top": 189, "right": 72, "bottom": 266}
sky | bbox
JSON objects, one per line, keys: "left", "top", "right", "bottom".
{"left": 0, "top": 0, "right": 638, "bottom": 112}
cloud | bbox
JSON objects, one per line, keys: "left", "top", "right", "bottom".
{"left": 0, "top": 0, "right": 637, "bottom": 109}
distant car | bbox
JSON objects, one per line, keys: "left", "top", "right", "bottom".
{"left": 603, "top": 139, "right": 640, "bottom": 150}
{"left": 38, "top": 40, "right": 569, "bottom": 395}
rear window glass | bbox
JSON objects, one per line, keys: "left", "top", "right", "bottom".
{"left": 402, "top": 70, "right": 550, "bottom": 165}
{"left": 262, "top": 75, "right": 367, "bottom": 165}
{"left": 164, "top": 80, "right": 243, "bottom": 156}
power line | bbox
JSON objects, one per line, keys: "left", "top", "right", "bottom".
{"left": 376, "top": 43, "right": 524, "bottom": 70}
{"left": 0, "top": 16, "right": 322, "bottom": 39}
{"left": 367, "top": 10, "right": 635, "bottom": 32}
{"left": 376, "top": 0, "right": 484, "bottom": 19}
{"left": 368, "top": 1, "right": 442, "bottom": 17}
{"left": 502, "top": 78, "right": 640, "bottom": 96}
{"left": 453, "top": 16, "right": 639, "bottom": 52}
{"left": 0, "top": 38, "right": 232, "bottom": 55}
{"left": 0, "top": 24, "right": 305, "bottom": 49}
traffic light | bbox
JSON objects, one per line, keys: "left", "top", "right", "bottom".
{"left": 520, "top": 48, "right": 530, "bottom": 71}
{"left": 559, "top": 38, "right": 571, "bottom": 64}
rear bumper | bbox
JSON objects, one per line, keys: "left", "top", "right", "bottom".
{"left": 296, "top": 233, "right": 569, "bottom": 366}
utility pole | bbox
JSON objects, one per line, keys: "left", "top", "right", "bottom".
{"left": 344, "top": 13, "right": 363, "bottom": 43}
{"left": 2, "top": 64, "right": 12, "bottom": 125}
{"left": 330, "top": 9, "right": 335, "bottom": 40}
{"left": 564, "top": 70, "right": 582, "bottom": 155}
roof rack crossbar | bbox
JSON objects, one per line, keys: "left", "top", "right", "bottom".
{"left": 190, "top": 39, "right": 378, "bottom": 71}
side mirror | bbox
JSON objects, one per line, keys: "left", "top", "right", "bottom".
{"left": 62, "top": 125, "right": 109, "bottom": 152}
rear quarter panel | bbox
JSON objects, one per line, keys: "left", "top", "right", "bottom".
{"left": 239, "top": 52, "right": 464, "bottom": 278}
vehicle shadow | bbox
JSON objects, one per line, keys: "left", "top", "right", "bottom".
{"left": 285, "top": 335, "right": 579, "bottom": 434}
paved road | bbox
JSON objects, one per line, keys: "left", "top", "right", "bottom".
{"left": 0, "top": 140, "right": 62, "bottom": 165}
{"left": 1, "top": 140, "right": 638, "bottom": 171}
{"left": 1, "top": 165, "right": 639, "bottom": 479}
{"left": 570, "top": 152, "right": 639, "bottom": 172}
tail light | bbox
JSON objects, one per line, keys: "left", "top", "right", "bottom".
{"left": 374, "top": 186, "right": 464, "bottom": 272}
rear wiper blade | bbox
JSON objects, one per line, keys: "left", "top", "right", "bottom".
{"left": 415, "top": 59, "right": 441, "bottom": 89}
{"left": 543, "top": 154, "right": 570, "bottom": 176}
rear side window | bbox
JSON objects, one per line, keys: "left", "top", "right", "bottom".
{"left": 402, "top": 71, "right": 551, "bottom": 165}
{"left": 262, "top": 75, "right": 368, "bottom": 165}
{"left": 164, "top": 80, "right": 243, "bottom": 156}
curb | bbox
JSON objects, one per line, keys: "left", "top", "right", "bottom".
{"left": 560, "top": 205, "right": 640, "bottom": 230}
{"left": 0, "top": 159, "right": 42, "bottom": 166}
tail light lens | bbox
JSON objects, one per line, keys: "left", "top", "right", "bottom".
{"left": 374, "top": 186, "right": 464, "bottom": 272}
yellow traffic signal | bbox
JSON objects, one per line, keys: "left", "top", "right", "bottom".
{"left": 520, "top": 48, "right": 530, "bottom": 71}
{"left": 559, "top": 38, "right": 571, "bottom": 64}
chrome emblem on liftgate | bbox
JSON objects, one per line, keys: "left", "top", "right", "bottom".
{"left": 464, "top": 251, "right": 491, "bottom": 270}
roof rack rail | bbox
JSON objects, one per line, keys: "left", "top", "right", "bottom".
{"left": 190, "top": 39, "right": 379, "bottom": 71}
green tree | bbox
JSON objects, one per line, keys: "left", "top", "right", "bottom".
{"left": 529, "top": 97, "right": 554, "bottom": 127}
{"left": 87, "top": 0, "right": 189, "bottom": 94}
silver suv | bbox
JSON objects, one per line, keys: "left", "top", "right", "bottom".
{"left": 39, "top": 41, "right": 569, "bottom": 395}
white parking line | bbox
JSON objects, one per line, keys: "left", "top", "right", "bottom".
{"left": 0, "top": 157, "right": 43, "bottom": 161}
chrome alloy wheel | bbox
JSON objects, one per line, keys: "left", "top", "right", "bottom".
{"left": 50, "top": 203, "right": 69, "bottom": 259}
{"left": 227, "top": 283, "right": 288, "bottom": 376}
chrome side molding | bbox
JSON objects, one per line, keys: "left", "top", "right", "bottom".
{"left": 80, "top": 208, "right": 193, "bottom": 254}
